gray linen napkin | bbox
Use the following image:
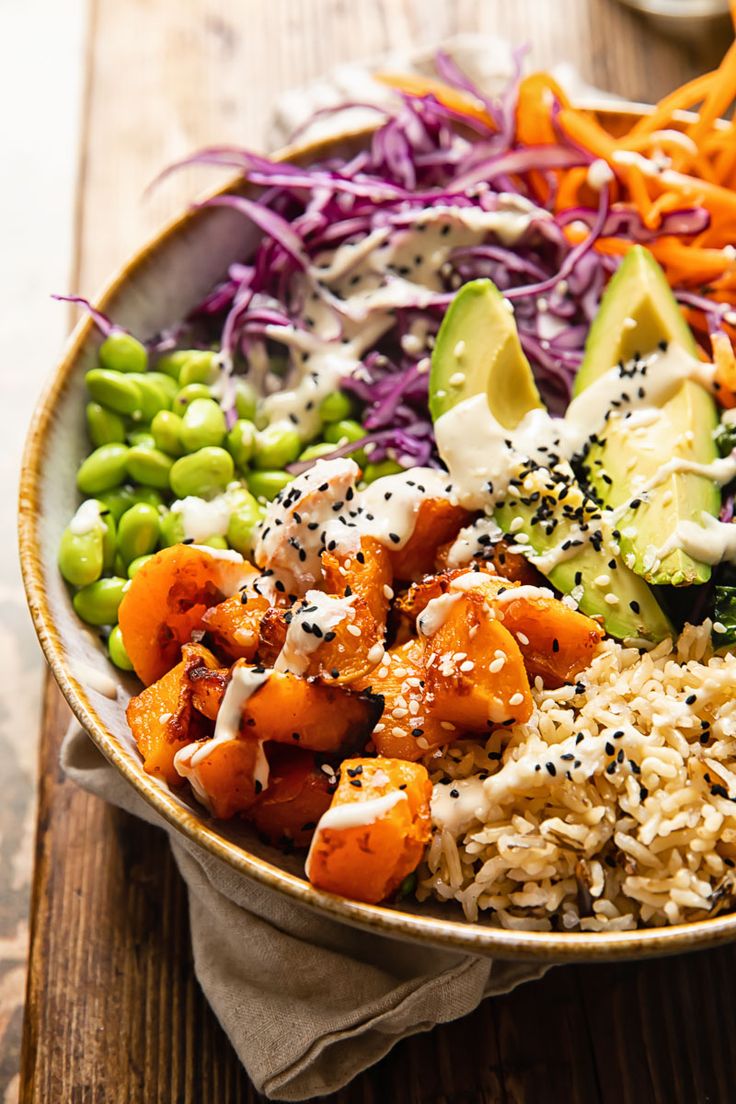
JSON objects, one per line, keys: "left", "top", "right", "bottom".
{"left": 62, "top": 723, "right": 548, "bottom": 1100}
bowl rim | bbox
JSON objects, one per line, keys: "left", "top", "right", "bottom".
{"left": 19, "top": 100, "right": 736, "bottom": 963}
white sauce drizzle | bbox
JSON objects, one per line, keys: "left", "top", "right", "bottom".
{"left": 69, "top": 498, "right": 105, "bottom": 536}
{"left": 274, "top": 590, "right": 355, "bottom": 675}
{"left": 431, "top": 778, "right": 489, "bottom": 836}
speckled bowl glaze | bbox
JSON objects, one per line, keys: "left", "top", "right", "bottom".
{"left": 20, "top": 104, "right": 736, "bottom": 962}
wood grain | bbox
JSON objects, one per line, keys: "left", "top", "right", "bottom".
{"left": 20, "top": 0, "right": 736, "bottom": 1100}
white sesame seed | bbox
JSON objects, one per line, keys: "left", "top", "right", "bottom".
{"left": 383, "top": 584, "right": 394, "bottom": 600}
{"left": 509, "top": 692, "right": 524, "bottom": 706}
{"left": 392, "top": 708, "right": 408, "bottom": 719}
{"left": 604, "top": 593, "right": 620, "bottom": 606}
{"left": 391, "top": 726, "right": 406, "bottom": 737}
{"left": 489, "top": 657, "right": 505, "bottom": 673}
{"left": 416, "top": 737, "right": 429, "bottom": 749}
{"left": 516, "top": 632, "right": 529, "bottom": 646}
{"left": 460, "top": 660, "right": 475, "bottom": 673}
{"left": 714, "top": 621, "right": 727, "bottom": 634}
{"left": 453, "top": 340, "right": 466, "bottom": 358}
{"left": 594, "top": 574, "right": 611, "bottom": 587}
{"left": 373, "top": 723, "right": 385, "bottom": 733}
{"left": 449, "top": 371, "right": 465, "bottom": 386}
{"left": 509, "top": 516, "right": 525, "bottom": 533}
{"left": 408, "top": 699, "right": 420, "bottom": 715}
{"left": 347, "top": 623, "right": 362, "bottom": 636}
{"left": 440, "top": 721, "right": 456, "bottom": 731}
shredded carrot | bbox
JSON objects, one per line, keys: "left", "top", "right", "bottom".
{"left": 374, "top": 72, "right": 495, "bottom": 129}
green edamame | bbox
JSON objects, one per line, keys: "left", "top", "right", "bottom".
{"left": 100, "top": 511, "right": 117, "bottom": 572}
{"left": 234, "top": 380, "right": 257, "bottom": 421}
{"left": 179, "top": 350, "right": 219, "bottom": 386}
{"left": 126, "top": 445, "right": 173, "bottom": 489}
{"left": 86, "top": 402, "right": 126, "bottom": 447}
{"left": 96, "top": 486, "right": 136, "bottom": 522}
{"left": 145, "top": 371, "right": 179, "bottom": 401}
{"left": 76, "top": 443, "right": 130, "bottom": 495}
{"left": 85, "top": 369, "right": 142, "bottom": 416}
{"left": 203, "top": 535, "right": 229, "bottom": 550}
{"left": 156, "top": 350, "right": 192, "bottom": 380}
{"left": 113, "top": 553, "right": 127, "bottom": 578}
{"left": 172, "top": 383, "right": 211, "bottom": 413}
{"left": 318, "top": 390, "right": 353, "bottom": 424}
{"left": 297, "top": 441, "right": 337, "bottom": 462}
{"left": 108, "top": 624, "right": 134, "bottom": 671}
{"left": 117, "top": 503, "right": 160, "bottom": 564}
{"left": 252, "top": 423, "right": 301, "bottom": 470}
{"left": 98, "top": 332, "right": 148, "bottom": 374}
{"left": 169, "top": 447, "right": 234, "bottom": 499}
{"left": 128, "top": 553, "right": 155, "bottom": 578}
{"left": 361, "top": 459, "right": 404, "bottom": 483}
{"left": 127, "top": 430, "right": 156, "bottom": 449}
{"left": 226, "top": 419, "right": 256, "bottom": 469}
{"left": 160, "top": 511, "right": 185, "bottom": 547}
{"left": 129, "top": 487, "right": 164, "bottom": 509}
{"left": 127, "top": 373, "right": 171, "bottom": 421}
{"left": 226, "top": 491, "right": 263, "bottom": 555}
{"left": 73, "top": 576, "right": 128, "bottom": 626}
{"left": 58, "top": 525, "right": 104, "bottom": 587}
{"left": 180, "top": 398, "right": 226, "bottom": 452}
{"left": 151, "top": 409, "right": 185, "bottom": 456}
{"left": 246, "top": 469, "right": 293, "bottom": 502}
{"left": 323, "top": 418, "right": 365, "bottom": 446}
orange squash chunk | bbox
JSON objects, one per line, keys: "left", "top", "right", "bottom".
{"left": 201, "top": 584, "right": 272, "bottom": 662}
{"left": 247, "top": 747, "right": 333, "bottom": 846}
{"left": 390, "top": 499, "right": 472, "bottom": 581}
{"left": 493, "top": 590, "right": 604, "bottom": 688}
{"left": 258, "top": 594, "right": 381, "bottom": 685}
{"left": 118, "top": 544, "right": 252, "bottom": 685}
{"left": 126, "top": 658, "right": 195, "bottom": 786}
{"left": 423, "top": 590, "right": 533, "bottom": 730}
{"left": 306, "top": 756, "right": 432, "bottom": 904}
{"left": 175, "top": 736, "right": 263, "bottom": 820}
{"left": 352, "top": 640, "right": 450, "bottom": 761}
{"left": 434, "top": 536, "right": 545, "bottom": 586}
{"left": 322, "top": 536, "right": 393, "bottom": 628}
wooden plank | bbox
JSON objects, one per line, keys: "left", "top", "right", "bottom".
{"left": 20, "top": 0, "right": 736, "bottom": 1100}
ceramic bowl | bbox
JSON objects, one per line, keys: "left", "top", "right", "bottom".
{"left": 20, "top": 104, "right": 736, "bottom": 962}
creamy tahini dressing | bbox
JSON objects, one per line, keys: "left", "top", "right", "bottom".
{"left": 257, "top": 197, "right": 547, "bottom": 442}
{"left": 304, "top": 790, "right": 408, "bottom": 879}
{"left": 274, "top": 590, "right": 356, "bottom": 675}
{"left": 431, "top": 778, "right": 489, "bottom": 836}
{"left": 69, "top": 499, "right": 105, "bottom": 536}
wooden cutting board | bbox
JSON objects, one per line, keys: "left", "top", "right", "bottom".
{"left": 19, "top": 1, "right": 736, "bottom": 1099}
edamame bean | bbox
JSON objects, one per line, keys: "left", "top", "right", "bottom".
{"left": 58, "top": 525, "right": 104, "bottom": 587}
{"left": 234, "top": 380, "right": 257, "bottom": 421}
{"left": 362, "top": 459, "right": 404, "bottom": 483}
{"left": 100, "top": 511, "right": 117, "bottom": 572}
{"left": 127, "top": 430, "right": 156, "bottom": 449}
{"left": 73, "top": 576, "right": 128, "bottom": 626}
{"left": 179, "top": 350, "right": 219, "bottom": 386}
{"left": 113, "top": 553, "right": 127, "bottom": 577}
{"left": 160, "top": 511, "right": 185, "bottom": 547}
{"left": 252, "top": 423, "right": 301, "bottom": 470}
{"left": 151, "top": 409, "right": 185, "bottom": 456}
{"left": 169, "top": 447, "right": 234, "bottom": 499}
{"left": 181, "top": 398, "right": 226, "bottom": 452}
{"left": 86, "top": 402, "right": 126, "bottom": 447}
{"left": 246, "top": 469, "right": 292, "bottom": 502}
{"left": 108, "top": 624, "right": 134, "bottom": 671}
{"left": 97, "top": 486, "right": 136, "bottom": 522}
{"left": 77, "top": 443, "right": 130, "bottom": 495}
{"left": 226, "top": 419, "right": 256, "bottom": 469}
{"left": 117, "top": 503, "right": 160, "bottom": 564}
{"left": 318, "top": 390, "right": 353, "bottom": 424}
{"left": 172, "top": 383, "right": 211, "bottom": 413}
{"left": 145, "top": 371, "right": 179, "bottom": 401}
{"left": 297, "top": 441, "right": 337, "bottom": 462}
{"left": 126, "top": 445, "right": 174, "bottom": 489}
{"left": 226, "top": 491, "right": 263, "bottom": 556}
{"left": 203, "top": 535, "right": 229, "bottom": 550}
{"left": 128, "top": 553, "right": 154, "bottom": 578}
{"left": 323, "top": 418, "right": 365, "bottom": 446}
{"left": 98, "top": 331, "right": 148, "bottom": 374}
{"left": 129, "top": 487, "right": 164, "bottom": 509}
{"left": 156, "top": 350, "right": 192, "bottom": 380}
{"left": 85, "top": 369, "right": 142, "bottom": 416}
{"left": 127, "top": 373, "right": 171, "bottom": 421}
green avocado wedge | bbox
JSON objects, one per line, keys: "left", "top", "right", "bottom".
{"left": 575, "top": 246, "right": 720, "bottom": 587}
{"left": 430, "top": 278, "right": 673, "bottom": 642}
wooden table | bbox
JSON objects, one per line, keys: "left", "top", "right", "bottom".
{"left": 19, "top": 2, "right": 736, "bottom": 1100}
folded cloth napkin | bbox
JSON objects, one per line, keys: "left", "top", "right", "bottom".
{"left": 63, "top": 724, "right": 548, "bottom": 1100}
{"left": 62, "top": 36, "right": 576, "bottom": 1099}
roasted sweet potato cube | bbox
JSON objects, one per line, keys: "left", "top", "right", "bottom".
{"left": 201, "top": 585, "right": 272, "bottom": 662}
{"left": 322, "top": 536, "right": 393, "bottom": 628}
{"left": 495, "top": 591, "right": 604, "bottom": 688}
{"left": 247, "top": 747, "right": 333, "bottom": 846}
{"left": 434, "top": 536, "right": 545, "bottom": 586}
{"left": 390, "top": 499, "right": 472, "bottom": 581}
{"left": 174, "top": 735, "right": 263, "bottom": 820}
{"left": 305, "top": 756, "right": 432, "bottom": 904}
{"left": 118, "top": 544, "right": 253, "bottom": 685}
{"left": 423, "top": 591, "right": 533, "bottom": 730}
{"left": 126, "top": 658, "right": 195, "bottom": 786}
{"left": 353, "top": 639, "right": 450, "bottom": 761}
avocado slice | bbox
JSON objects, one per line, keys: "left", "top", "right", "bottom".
{"left": 429, "top": 278, "right": 543, "bottom": 425}
{"left": 431, "top": 278, "right": 673, "bottom": 641}
{"left": 575, "top": 246, "right": 720, "bottom": 586}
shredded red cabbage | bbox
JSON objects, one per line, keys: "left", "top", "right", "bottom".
{"left": 61, "top": 54, "right": 715, "bottom": 472}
